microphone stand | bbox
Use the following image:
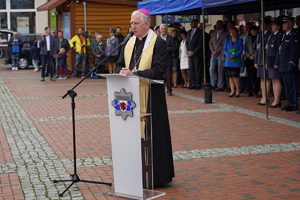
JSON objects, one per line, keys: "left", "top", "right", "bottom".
{"left": 53, "top": 32, "right": 133, "bottom": 197}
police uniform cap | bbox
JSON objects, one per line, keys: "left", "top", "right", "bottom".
{"left": 109, "top": 28, "right": 116, "bottom": 33}
{"left": 282, "top": 16, "right": 295, "bottom": 23}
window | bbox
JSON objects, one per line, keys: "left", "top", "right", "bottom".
{"left": 0, "top": 12, "right": 7, "bottom": 28}
{"left": 0, "top": 0, "right": 6, "bottom": 9}
{"left": 10, "top": 0, "right": 34, "bottom": 9}
{"left": 10, "top": 12, "right": 36, "bottom": 34}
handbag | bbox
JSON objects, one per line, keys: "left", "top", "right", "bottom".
{"left": 240, "top": 61, "right": 247, "bottom": 77}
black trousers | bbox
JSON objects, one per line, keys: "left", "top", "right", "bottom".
{"left": 165, "top": 66, "right": 172, "bottom": 92}
{"left": 189, "top": 54, "right": 203, "bottom": 88}
{"left": 41, "top": 51, "right": 54, "bottom": 78}
{"left": 245, "top": 58, "right": 260, "bottom": 95}
{"left": 282, "top": 71, "right": 298, "bottom": 108}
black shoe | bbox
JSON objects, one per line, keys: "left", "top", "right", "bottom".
{"left": 257, "top": 102, "right": 266, "bottom": 106}
{"left": 40, "top": 78, "right": 45, "bottom": 82}
{"left": 225, "top": 88, "right": 231, "bottom": 92}
{"left": 269, "top": 102, "right": 281, "bottom": 108}
{"left": 229, "top": 94, "right": 235, "bottom": 97}
{"left": 189, "top": 85, "right": 195, "bottom": 89}
{"left": 167, "top": 91, "right": 172, "bottom": 96}
{"left": 195, "top": 86, "right": 201, "bottom": 90}
{"left": 248, "top": 93, "right": 253, "bottom": 97}
{"left": 285, "top": 106, "right": 298, "bottom": 112}
{"left": 281, "top": 105, "right": 290, "bottom": 111}
{"left": 235, "top": 94, "right": 240, "bottom": 97}
{"left": 50, "top": 78, "right": 55, "bottom": 81}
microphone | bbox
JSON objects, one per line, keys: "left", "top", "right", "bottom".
{"left": 120, "top": 31, "right": 134, "bottom": 45}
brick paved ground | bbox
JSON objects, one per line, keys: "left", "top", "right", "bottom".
{"left": 0, "top": 66, "right": 299, "bottom": 200}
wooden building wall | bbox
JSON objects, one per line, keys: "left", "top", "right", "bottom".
{"left": 67, "top": 1, "right": 136, "bottom": 72}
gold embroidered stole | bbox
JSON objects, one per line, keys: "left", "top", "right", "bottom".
{"left": 124, "top": 30, "right": 157, "bottom": 138}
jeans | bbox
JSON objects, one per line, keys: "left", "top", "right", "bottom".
{"left": 41, "top": 52, "right": 53, "bottom": 78}
{"left": 32, "top": 59, "right": 39, "bottom": 69}
{"left": 209, "top": 55, "right": 224, "bottom": 88}
{"left": 73, "top": 53, "right": 87, "bottom": 75}
{"left": 11, "top": 53, "right": 20, "bottom": 68}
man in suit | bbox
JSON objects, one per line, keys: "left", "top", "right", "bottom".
{"left": 160, "top": 24, "right": 175, "bottom": 96}
{"left": 39, "top": 26, "right": 57, "bottom": 81}
{"left": 209, "top": 20, "right": 228, "bottom": 91}
{"left": 115, "top": 8, "right": 175, "bottom": 186}
{"left": 278, "top": 16, "right": 300, "bottom": 112}
{"left": 186, "top": 19, "right": 203, "bottom": 90}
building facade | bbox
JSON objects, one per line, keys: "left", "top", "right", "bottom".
{"left": 0, "top": 0, "right": 48, "bottom": 33}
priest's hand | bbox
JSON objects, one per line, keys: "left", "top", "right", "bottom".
{"left": 119, "top": 68, "right": 133, "bottom": 76}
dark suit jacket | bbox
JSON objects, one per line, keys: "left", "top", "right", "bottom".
{"left": 186, "top": 28, "right": 203, "bottom": 55}
{"left": 56, "top": 37, "right": 70, "bottom": 54}
{"left": 39, "top": 35, "right": 57, "bottom": 56}
{"left": 165, "top": 35, "right": 175, "bottom": 68}
{"left": 93, "top": 42, "right": 107, "bottom": 65}
{"left": 116, "top": 35, "right": 166, "bottom": 80}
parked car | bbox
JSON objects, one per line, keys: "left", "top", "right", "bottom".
{"left": 1, "top": 29, "right": 36, "bottom": 69}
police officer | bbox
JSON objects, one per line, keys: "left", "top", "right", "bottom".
{"left": 267, "top": 18, "right": 283, "bottom": 108}
{"left": 278, "top": 16, "right": 300, "bottom": 112}
{"left": 254, "top": 17, "right": 272, "bottom": 105}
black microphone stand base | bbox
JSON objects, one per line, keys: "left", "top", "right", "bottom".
{"left": 53, "top": 89, "right": 112, "bottom": 197}
{"left": 53, "top": 174, "right": 112, "bottom": 197}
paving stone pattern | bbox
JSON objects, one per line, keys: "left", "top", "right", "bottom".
{"left": 0, "top": 69, "right": 300, "bottom": 199}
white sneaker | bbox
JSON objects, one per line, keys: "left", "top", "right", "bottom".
{"left": 12, "top": 67, "right": 14, "bottom": 70}
{"left": 15, "top": 67, "right": 18, "bottom": 70}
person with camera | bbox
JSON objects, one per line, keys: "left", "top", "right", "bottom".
{"left": 69, "top": 27, "right": 90, "bottom": 78}
{"left": 8, "top": 32, "right": 23, "bottom": 71}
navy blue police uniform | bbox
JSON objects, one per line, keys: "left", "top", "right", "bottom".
{"left": 266, "top": 30, "right": 282, "bottom": 79}
{"left": 278, "top": 19, "right": 300, "bottom": 111}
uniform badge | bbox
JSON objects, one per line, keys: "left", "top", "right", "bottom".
{"left": 111, "top": 88, "right": 136, "bottom": 120}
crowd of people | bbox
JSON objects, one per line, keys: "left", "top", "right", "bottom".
{"left": 7, "top": 14, "right": 300, "bottom": 113}
{"left": 8, "top": 26, "right": 128, "bottom": 79}
{"left": 151, "top": 15, "right": 300, "bottom": 114}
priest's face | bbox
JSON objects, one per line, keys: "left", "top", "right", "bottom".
{"left": 130, "top": 13, "right": 150, "bottom": 38}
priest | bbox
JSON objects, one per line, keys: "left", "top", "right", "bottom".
{"left": 115, "top": 9, "right": 175, "bottom": 186}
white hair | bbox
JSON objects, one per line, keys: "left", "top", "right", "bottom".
{"left": 96, "top": 35, "right": 103, "bottom": 40}
{"left": 159, "top": 24, "right": 167, "bottom": 29}
{"left": 131, "top": 10, "right": 151, "bottom": 23}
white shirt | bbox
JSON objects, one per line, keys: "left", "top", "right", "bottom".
{"left": 160, "top": 34, "right": 167, "bottom": 41}
{"left": 191, "top": 28, "right": 197, "bottom": 39}
{"left": 45, "top": 35, "right": 50, "bottom": 51}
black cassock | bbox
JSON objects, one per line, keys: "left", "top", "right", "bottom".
{"left": 115, "top": 35, "right": 175, "bottom": 186}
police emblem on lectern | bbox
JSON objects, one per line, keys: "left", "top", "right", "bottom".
{"left": 111, "top": 88, "right": 136, "bottom": 120}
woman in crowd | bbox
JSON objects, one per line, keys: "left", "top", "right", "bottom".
{"left": 244, "top": 25, "right": 260, "bottom": 96}
{"left": 179, "top": 30, "right": 190, "bottom": 88}
{"left": 105, "top": 28, "right": 119, "bottom": 73}
{"left": 30, "top": 34, "right": 40, "bottom": 72}
{"left": 266, "top": 19, "right": 283, "bottom": 108}
{"left": 93, "top": 34, "right": 106, "bottom": 74}
{"left": 254, "top": 18, "right": 272, "bottom": 105}
{"left": 223, "top": 27, "right": 243, "bottom": 97}
{"left": 171, "top": 29, "right": 180, "bottom": 88}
